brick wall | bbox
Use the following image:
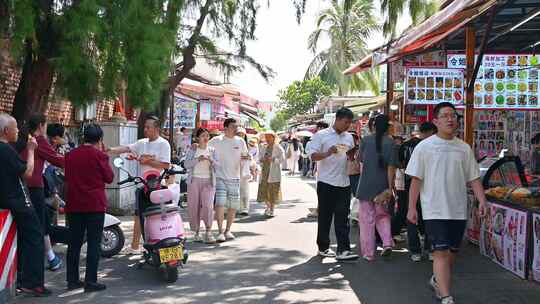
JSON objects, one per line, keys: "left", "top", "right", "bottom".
{"left": 0, "top": 56, "right": 119, "bottom": 124}
{"left": 0, "top": 47, "right": 21, "bottom": 114}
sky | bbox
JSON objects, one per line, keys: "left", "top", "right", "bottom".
{"left": 229, "top": 0, "right": 412, "bottom": 102}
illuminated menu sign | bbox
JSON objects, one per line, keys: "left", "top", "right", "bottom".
{"left": 447, "top": 53, "right": 540, "bottom": 109}
{"left": 405, "top": 68, "right": 465, "bottom": 105}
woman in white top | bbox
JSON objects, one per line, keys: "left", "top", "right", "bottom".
{"left": 183, "top": 128, "right": 219, "bottom": 244}
{"left": 257, "top": 132, "right": 285, "bottom": 217}
{"left": 286, "top": 137, "right": 302, "bottom": 175}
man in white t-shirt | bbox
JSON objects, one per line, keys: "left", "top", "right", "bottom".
{"left": 405, "top": 102, "right": 487, "bottom": 304}
{"left": 108, "top": 115, "right": 171, "bottom": 253}
{"left": 208, "top": 118, "right": 249, "bottom": 242}
{"left": 307, "top": 108, "right": 358, "bottom": 261}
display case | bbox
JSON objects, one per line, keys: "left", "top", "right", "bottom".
{"left": 471, "top": 156, "right": 540, "bottom": 280}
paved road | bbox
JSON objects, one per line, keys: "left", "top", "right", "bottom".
{"left": 12, "top": 175, "right": 540, "bottom": 304}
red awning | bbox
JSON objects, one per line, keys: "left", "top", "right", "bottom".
{"left": 388, "top": 0, "right": 498, "bottom": 61}
{"left": 343, "top": 0, "right": 499, "bottom": 75}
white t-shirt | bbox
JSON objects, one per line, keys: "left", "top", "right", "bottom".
{"left": 208, "top": 135, "right": 248, "bottom": 180}
{"left": 129, "top": 136, "right": 171, "bottom": 176}
{"left": 192, "top": 148, "right": 211, "bottom": 178}
{"left": 405, "top": 135, "right": 480, "bottom": 220}
{"left": 307, "top": 128, "right": 354, "bottom": 187}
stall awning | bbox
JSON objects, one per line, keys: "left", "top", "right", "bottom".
{"left": 349, "top": 95, "right": 388, "bottom": 115}
{"left": 343, "top": 0, "right": 499, "bottom": 75}
{"left": 241, "top": 110, "right": 265, "bottom": 127}
{"left": 225, "top": 109, "right": 241, "bottom": 121}
{"left": 388, "top": 0, "right": 498, "bottom": 61}
{"left": 343, "top": 54, "right": 374, "bottom": 75}
{"left": 239, "top": 103, "right": 258, "bottom": 115}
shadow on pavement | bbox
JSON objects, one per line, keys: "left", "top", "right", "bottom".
{"left": 16, "top": 245, "right": 344, "bottom": 304}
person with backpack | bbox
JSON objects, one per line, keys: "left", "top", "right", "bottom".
{"left": 399, "top": 122, "right": 437, "bottom": 262}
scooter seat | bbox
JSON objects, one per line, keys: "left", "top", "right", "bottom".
{"left": 142, "top": 204, "right": 179, "bottom": 217}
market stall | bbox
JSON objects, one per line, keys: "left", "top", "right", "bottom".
{"left": 343, "top": 0, "right": 540, "bottom": 284}
{"left": 466, "top": 155, "right": 540, "bottom": 281}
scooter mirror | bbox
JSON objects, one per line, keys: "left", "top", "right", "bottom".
{"left": 113, "top": 157, "right": 124, "bottom": 168}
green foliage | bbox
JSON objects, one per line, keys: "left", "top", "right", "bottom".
{"left": 278, "top": 77, "right": 333, "bottom": 119}
{"left": 305, "top": 0, "right": 380, "bottom": 96}
{"left": 270, "top": 111, "right": 288, "bottom": 132}
{"left": 5, "top": 0, "right": 183, "bottom": 109}
{"left": 174, "top": 0, "right": 275, "bottom": 85}
{"left": 381, "top": 0, "right": 440, "bottom": 39}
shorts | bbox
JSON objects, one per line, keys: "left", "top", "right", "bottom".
{"left": 215, "top": 178, "right": 240, "bottom": 210}
{"left": 424, "top": 219, "right": 467, "bottom": 253}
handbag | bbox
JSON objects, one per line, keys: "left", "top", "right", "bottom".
{"left": 373, "top": 188, "right": 395, "bottom": 214}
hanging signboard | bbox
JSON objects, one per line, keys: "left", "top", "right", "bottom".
{"left": 199, "top": 102, "right": 212, "bottom": 121}
{"left": 164, "top": 97, "right": 197, "bottom": 129}
{"left": 447, "top": 53, "right": 540, "bottom": 109}
{"left": 405, "top": 68, "right": 465, "bottom": 105}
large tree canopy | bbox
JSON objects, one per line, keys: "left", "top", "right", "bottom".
{"left": 3, "top": 0, "right": 183, "bottom": 121}
{"left": 381, "top": 0, "right": 440, "bottom": 39}
{"left": 305, "top": 0, "right": 380, "bottom": 96}
{"left": 277, "top": 77, "right": 333, "bottom": 119}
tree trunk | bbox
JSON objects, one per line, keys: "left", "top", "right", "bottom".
{"left": 12, "top": 44, "right": 54, "bottom": 123}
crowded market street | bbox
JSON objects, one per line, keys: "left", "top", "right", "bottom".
{"left": 12, "top": 174, "right": 540, "bottom": 304}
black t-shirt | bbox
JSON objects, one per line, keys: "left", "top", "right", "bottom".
{"left": 398, "top": 137, "right": 422, "bottom": 187}
{"left": 0, "top": 142, "right": 30, "bottom": 211}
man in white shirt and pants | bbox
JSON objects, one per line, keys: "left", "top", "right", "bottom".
{"left": 308, "top": 108, "right": 358, "bottom": 261}
{"left": 208, "top": 118, "right": 250, "bottom": 242}
{"left": 406, "top": 102, "right": 487, "bottom": 304}
{"left": 108, "top": 115, "right": 171, "bottom": 253}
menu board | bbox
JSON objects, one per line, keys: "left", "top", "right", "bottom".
{"left": 164, "top": 97, "right": 197, "bottom": 129}
{"left": 447, "top": 53, "right": 540, "bottom": 109}
{"left": 479, "top": 201, "right": 528, "bottom": 279}
{"left": 533, "top": 212, "right": 540, "bottom": 283}
{"left": 405, "top": 68, "right": 465, "bottom": 105}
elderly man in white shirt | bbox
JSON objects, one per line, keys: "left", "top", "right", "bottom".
{"left": 307, "top": 108, "right": 358, "bottom": 261}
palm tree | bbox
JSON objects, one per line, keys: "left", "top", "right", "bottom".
{"left": 305, "top": 0, "right": 380, "bottom": 96}
{"left": 381, "top": 0, "right": 440, "bottom": 39}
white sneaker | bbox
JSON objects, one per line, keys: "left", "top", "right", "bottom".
{"left": 429, "top": 275, "right": 442, "bottom": 299}
{"left": 192, "top": 233, "right": 203, "bottom": 242}
{"left": 336, "top": 250, "right": 359, "bottom": 261}
{"left": 441, "top": 296, "right": 455, "bottom": 304}
{"left": 411, "top": 254, "right": 422, "bottom": 262}
{"left": 225, "top": 231, "right": 235, "bottom": 240}
{"left": 268, "top": 209, "right": 275, "bottom": 217}
{"left": 124, "top": 247, "right": 142, "bottom": 255}
{"left": 205, "top": 233, "right": 216, "bottom": 244}
{"left": 216, "top": 233, "right": 226, "bottom": 242}
{"left": 318, "top": 249, "right": 336, "bottom": 258}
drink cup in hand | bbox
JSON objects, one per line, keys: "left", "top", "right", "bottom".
{"left": 27, "top": 136, "right": 38, "bottom": 151}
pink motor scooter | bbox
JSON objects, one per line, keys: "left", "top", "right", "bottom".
{"left": 114, "top": 158, "right": 188, "bottom": 283}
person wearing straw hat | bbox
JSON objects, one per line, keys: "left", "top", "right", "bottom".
{"left": 236, "top": 127, "right": 252, "bottom": 216}
{"left": 257, "top": 131, "right": 285, "bottom": 217}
